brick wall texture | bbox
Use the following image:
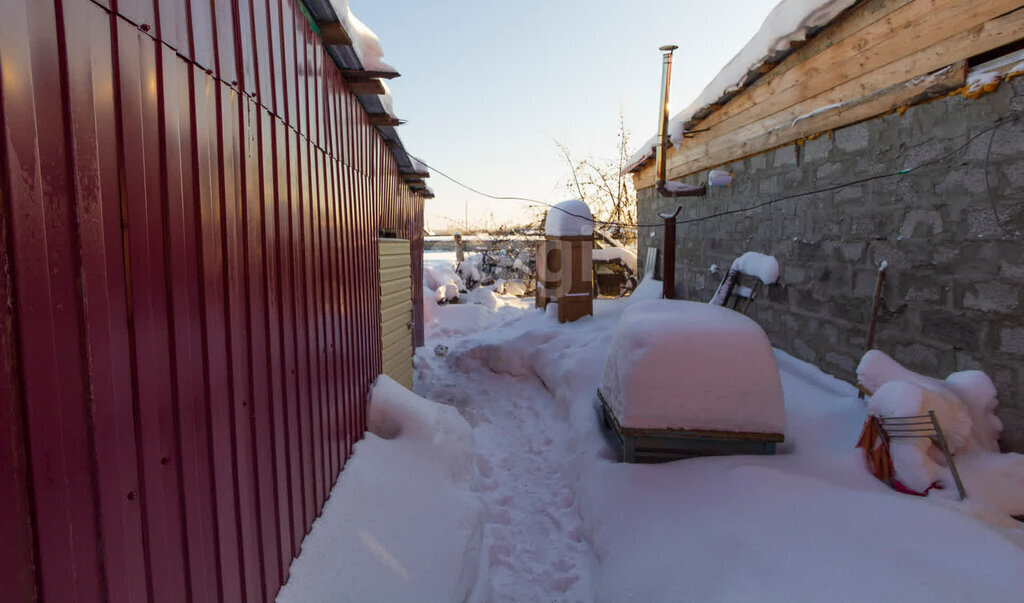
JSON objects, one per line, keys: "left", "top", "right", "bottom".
{"left": 637, "top": 76, "right": 1024, "bottom": 452}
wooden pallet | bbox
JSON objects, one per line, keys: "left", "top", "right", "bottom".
{"left": 597, "top": 391, "right": 784, "bottom": 463}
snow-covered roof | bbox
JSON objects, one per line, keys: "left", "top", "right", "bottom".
{"left": 625, "top": 0, "right": 858, "bottom": 173}
{"left": 301, "top": 1, "right": 430, "bottom": 196}
{"left": 326, "top": 0, "right": 396, "bottom": 72}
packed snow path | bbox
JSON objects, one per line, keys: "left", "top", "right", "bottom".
{"left": 418, "top": 355, "right": 595, "bottom": 602}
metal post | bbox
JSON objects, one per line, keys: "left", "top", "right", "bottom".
{"left": 929, "top": 410, "right": 967, "bottom": 500}
{"left": 660, "top": 206, "right": 681, "bottom": 299}
{"left": 656, "top": 45, "right": 678, "bottom": 188}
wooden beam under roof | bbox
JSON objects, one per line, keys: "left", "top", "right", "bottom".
{"left": 368, "top": 114, "right": 403, "bottom": 127}
{"left": 348, "top": 78, "right": 387, "bottom": 95}
{"left": 341, "top": 69, "right": 400, "bottom": 80}
{"left": 317, "top": 21, "right": 352, "bottom": 46}
{"left": 404, "top": 178, "right": 426, "bottom": 187}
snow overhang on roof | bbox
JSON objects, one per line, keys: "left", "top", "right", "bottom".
{"left": 624, "top": 0, "right": 859, "bottom": 174}
{"left": 301, "top": 0, "right": 428, "bottom": 195}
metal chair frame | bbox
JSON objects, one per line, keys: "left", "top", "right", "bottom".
{"left": 873, "top": 410, "right": 967, "bottom": 500}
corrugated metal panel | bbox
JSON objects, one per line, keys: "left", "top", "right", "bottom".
{"left": 0, "top": 0, "right": 426, "bottom": 600}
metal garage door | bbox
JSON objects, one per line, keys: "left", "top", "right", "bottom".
{"left": 379, "top": 238, "right": 414, "bottom": 389}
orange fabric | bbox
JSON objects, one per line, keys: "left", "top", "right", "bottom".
{"left": 856, "top": 416, "right": 893, "bottom": 485}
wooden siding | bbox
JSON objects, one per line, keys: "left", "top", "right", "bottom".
{"left": 379, "top": 239, "right": 414, "bottom": 389}
{"left": 0, "top": 0, "right": 425, "bottom": 601}
{"left": 634, "top": 0, "right": 1024, "bottom": 188}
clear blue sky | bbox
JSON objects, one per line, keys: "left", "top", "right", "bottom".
{"left": 350, "top": 0, "right": 777, "bottom": 231}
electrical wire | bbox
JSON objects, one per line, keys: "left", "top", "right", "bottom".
{"left": 408, "top": 110, "right": 1019, "bottom": 230}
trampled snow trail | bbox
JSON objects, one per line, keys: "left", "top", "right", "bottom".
{"left": 418, "top": 354, "right": 594, "bottom": 602}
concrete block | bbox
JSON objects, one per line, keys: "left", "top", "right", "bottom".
{"left": 824, "top": 352, "right": 856, "bottom": 373}
{"left": 997, "top": 407, "right": 1024, "bottom": 453}
{"left": 988, "top": 118, "right": 1024, "bottom": 162}
{"left": 965, "top": 207, "right": 1002, "bottom": 238}
{"left": 815, "top": 162, "right": 844, "bottom": 182}
{"left": 792, "top": 338, "right": 816, "bottom": 361}
{"left": 803, "top": 135, "right": 831, "bottom": 163}
{"left": 902, "top": 139, "right": 949, "bottom": 169}
{"left": 954, "top": 350, "right": 984, "bottom": 371}
{"left": 834, "top": 123, "right": 869, "bottom": 153}
{"left": 828, "top": 296, "right": 867, "bottom": 325}
{"left": 831, "top": 241, "right": 865, "bottom": 263}
{"left": 905, "top": 286, "right": 943, "bottom": 304}
{"left": 920, "top": 310, "right": 980, "bottom": 351}
{"left": 899, "top": 209, "right": 943, "bottom": 238}
{"left": 773, "top": 145, "right": 798, "bottom": 167}
{"left": 795, "top": 289, "right": 825, "bottom": 314}
{"left": 893, "top": 342, "right": 942, "bottom": 372}
{"left": 961, "top": 281, "right": 1020, "bottom": 313}
{"left": 999, "top": 327, "right": 1024, "bottom": 356}
{"left": 748, "top": 152, "right": 767, "bottom": 171}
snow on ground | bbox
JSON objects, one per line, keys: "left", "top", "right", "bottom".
{"left": 280, "top": 255, "right": 1024, "bottom": 601}
{"left": 277, "top": 376, "right": 483, "bottom": 602}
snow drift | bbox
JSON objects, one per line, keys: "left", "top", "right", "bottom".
{"left": 858, "top": 350, "right": 1024, "bottom": 515}
{"left": 277, "top": 376, "right": 483, "bottom": 602}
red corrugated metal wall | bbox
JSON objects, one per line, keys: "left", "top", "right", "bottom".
{"left": 0, "top": 0, "right": 425, "bottom": 601}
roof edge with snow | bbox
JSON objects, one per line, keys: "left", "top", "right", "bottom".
{"left": 300, "top": 1, "right": 430, "bottom": 196}
{"left": 625, "top": 0, "right": 859, "bottom": 175}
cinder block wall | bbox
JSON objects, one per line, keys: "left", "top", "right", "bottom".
{"left": 638, "top": 77, "right": 1024, "bottom": 452}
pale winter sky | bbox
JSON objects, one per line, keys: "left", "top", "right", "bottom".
{"left": 350, "top": 0, "right": 776, "bottom": 231}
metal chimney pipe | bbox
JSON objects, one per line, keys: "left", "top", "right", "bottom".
{"left": 654, "top": 45, "right": 706, "bottom": 198}
{"left": 656, "top": 44, "right": 677, "bottom": 188}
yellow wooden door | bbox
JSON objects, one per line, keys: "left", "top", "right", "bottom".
{"left": 378, "top": 238, "right": 413, "bottom": 389}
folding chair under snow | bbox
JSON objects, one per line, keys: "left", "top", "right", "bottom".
{"left": 708, "top": 252, "right": 779, "bottom": 315}
{"left": 857, "top": 409, "right": 967, "bottom": 500}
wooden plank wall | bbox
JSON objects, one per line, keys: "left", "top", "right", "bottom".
{"left": 634, "top": 0, "right": 1024, "bottom": 187}
{"left": 0, "top": 0, "right": 425, "bottom": 601}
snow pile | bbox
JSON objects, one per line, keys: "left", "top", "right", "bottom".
{"left": 601, "top": 299, "right": 785, "bottom": 434}
{"left": 545, "top": 199, "right": 593, "bottom": 237}
{"left": 422, "top": 252, "right": 532, "bottom": 338}
{"left": 277, "top": 376, "right": 483, "bottom": 602}
{"left": 327, "top": 1, "right": 396, "bottom": 72}
{"left": 858, "top": 350, "right": 1024, "bottom": 515}
{"left": 660, "top": 181, "right": 705, "bottom": 194}
{"left": 868, "top": 381, "right": 971, "bottom": 493}
{"left": 709, "top": 251, "right": 780, "bottom": 305}
{"left": 626, "top": 0, "right": 857, "bottom": 172}
{"left": 592, "top": 247, "right": 637, "bottom": 273}
{"left": 732, "top": 251, "right": 780, "bottom": 284}
{"left": 858, "top": 350, "right": 993, "bottom": 452}
{"left": 627, "top": 274, "right": 663, "bottom": 302}
{"left": 378, "top": 81, "right": 397, "bottom": 118}
{"left": 424, "top": 255, "right": 465, "bottom": 293}
{"left": 435, "top": 281, "right": 460, "bottom": 304}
